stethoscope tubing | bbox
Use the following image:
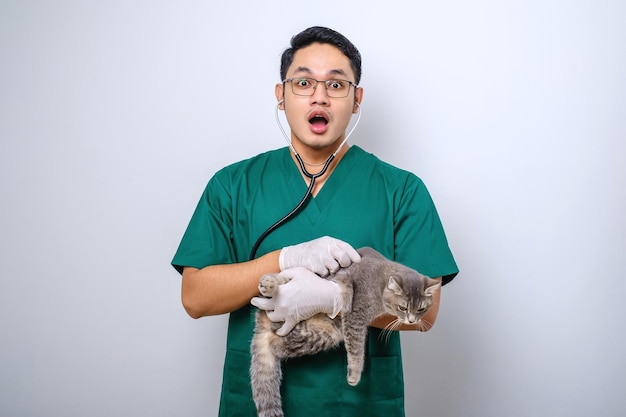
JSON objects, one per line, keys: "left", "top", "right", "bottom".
{"left": 248, "top": 101, "right": 360, "bottom": 260}
{"left": 248, "top": 153, "right": 334, "bottom": 260}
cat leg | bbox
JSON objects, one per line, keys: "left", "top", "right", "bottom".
{"left": 251, "top": 311, "right": 286, "bottom": 417}
{"left": 271, "top": 315, "right": 343, "bottom": 359}
{"left": 341, "top": 313, "right": 370, "bottom": 386}
{"left": 331, "top": 273, "right": 353, "bottom": 313}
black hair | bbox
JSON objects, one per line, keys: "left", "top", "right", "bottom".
{"left": 280, "top": 26, "right": 362, "bottom": 85}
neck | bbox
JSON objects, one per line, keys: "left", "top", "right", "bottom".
{"left": 291, "top": 142, "right": 349, "bottom": 172}
{"left": 290, "top": 130, "right": 349, "bottom": 166}
{"left": 289, "top": 142, "right": 349, "bottom": 196}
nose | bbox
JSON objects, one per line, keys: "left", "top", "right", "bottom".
{"left": 310, "top": 82, "right": 329, "bottom": 105}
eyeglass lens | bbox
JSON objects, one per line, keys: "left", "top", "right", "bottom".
{"left": 289, "top": 78, "right": 353, "bottom": 98}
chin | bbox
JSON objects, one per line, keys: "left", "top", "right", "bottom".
{"left": 302, "top": 135, "right": 344, "bottom": 150}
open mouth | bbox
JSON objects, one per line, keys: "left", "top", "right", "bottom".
{"left": 309, "top": 114, "right": 329, "bottom": 127}
{"left": 308, "top": 111, "right": 329, "bottom": 134}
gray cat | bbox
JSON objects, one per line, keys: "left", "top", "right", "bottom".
{"left": 250, "top": 247, "right": 441, "bottom": 417}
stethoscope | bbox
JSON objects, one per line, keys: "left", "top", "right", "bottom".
{"left": 248, "top": 100, "right": 361, "bottom": 260}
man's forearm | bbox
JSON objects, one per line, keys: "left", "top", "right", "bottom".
{"left": 181, "top": 250, "right": 281, "bottom": 318}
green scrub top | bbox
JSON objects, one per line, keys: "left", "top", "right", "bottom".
{"left": 172, "top": 146, "right": 458, "bottom": 417}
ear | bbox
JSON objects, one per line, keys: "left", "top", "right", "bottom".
{"left": 387, "top": 276, "right": 403, "bottom": 295}
{"left": 353, "top": 87, "right": 364, "bottom": 114}
{"left": 275, "top": 83, "right": 285, "bottom": 110}
{"left": 425, "top": 282, "right": 441, "bottom": 297}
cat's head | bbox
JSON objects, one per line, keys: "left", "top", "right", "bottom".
{"left": 382, "top": 269, "right": 441, "bottom": 325}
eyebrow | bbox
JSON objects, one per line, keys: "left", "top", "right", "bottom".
{"left": 291, "top": 66, "right": 350, "bottom": 79}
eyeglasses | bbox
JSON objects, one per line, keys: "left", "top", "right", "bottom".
{"left": 283, "top": 77, "right": 357, "bottom": 98}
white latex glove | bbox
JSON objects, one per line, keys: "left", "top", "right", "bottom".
{"left": 279, "top": 236, "right": 361, "bottom": 277}
{"left": 250, "top": 267, "right": 343, "bottom": 336}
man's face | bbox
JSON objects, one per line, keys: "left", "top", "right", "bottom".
{"left": 276, "top": 42, "right": 363, "bottom": 153}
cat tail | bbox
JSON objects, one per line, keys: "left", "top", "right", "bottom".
{"left": 250, "top": 311, "right": 285, "bottom": 417}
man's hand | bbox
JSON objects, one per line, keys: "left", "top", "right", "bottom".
{"left": 279, "top": 236, "right": 361, "bottom": 277}
{"left": 251, "top": 267, "right": 343, "bottom": 336}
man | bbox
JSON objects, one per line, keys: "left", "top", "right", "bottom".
{"left": 172, "top": 26, "right": 458, "bottom": 417}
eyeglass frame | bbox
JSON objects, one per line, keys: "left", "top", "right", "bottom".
{"left": 282, "top": 77, "right": 358, "bottom": 98}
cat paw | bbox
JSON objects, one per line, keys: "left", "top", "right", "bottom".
{"left": 347, "top": 370, "right": 362, "bottom": 386}
{"left": 259, "top": 274, "right": 279, "bottom": 297}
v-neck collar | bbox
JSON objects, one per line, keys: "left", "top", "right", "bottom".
{"left": 281, "top": 146, "right": 364, "bottom": 224}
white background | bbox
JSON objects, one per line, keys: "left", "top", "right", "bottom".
{"left": 1, "top": 1, "right": 625, "bottom": 416}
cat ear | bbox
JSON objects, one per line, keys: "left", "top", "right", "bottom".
{"left": 425, "top": 282, "right": 442, "bottom": 297}
{"left": 387, "top": 276, "right": 403, "bottom": 295}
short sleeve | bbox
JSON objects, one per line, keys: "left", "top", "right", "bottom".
{"left": 394, "top": 174, "right": 458, "bottom": 285}
{"left": 171, "top": 173, "right": 236, "bottom": 274}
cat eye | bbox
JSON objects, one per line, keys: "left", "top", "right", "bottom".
{"left": 398, "top": 305, "right": 408, "bottom": 312}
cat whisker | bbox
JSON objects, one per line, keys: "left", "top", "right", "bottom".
{"left": 377, "top": 329, "right": 387, "bottom": 344}
{"left": 378, "top": 318, "right": 403, "bottom": 345}
{"left": 416, "top": 317, "right": 433, "bottom": 332}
